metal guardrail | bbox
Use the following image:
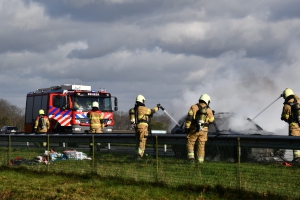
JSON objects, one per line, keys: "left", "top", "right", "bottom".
{"left": 1, "top": 132, "right": 300, "bottom": 149}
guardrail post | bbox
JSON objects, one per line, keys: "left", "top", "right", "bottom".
{"left": 92, "top": 135, "right": 95, "bottom": 172}
{"left": 8, "top": 134, "right": 11, "bottom": 166}
{"left": 156, "top": 136, "right": 158, "bottom": 182}
{"left": 47, "top": 133, "right": 50, "bottom": 171}
{"left": 238, "top": 137, "right": 241, "bottom": 190}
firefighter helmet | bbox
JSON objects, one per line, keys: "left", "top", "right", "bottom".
{"left": 282, "top": 88, "right": 294, "bottom": 99}
{"left": 199, "top": 94, "right": 211, "bottom": 105}
{"left": 92, "top": 101, "right": 99, "bottom": 108}
{"left": 136, "top": 95, "right": 146, "bottom": 104}
{"left": 38, "top": 109, "right": 45, "bottom": 115}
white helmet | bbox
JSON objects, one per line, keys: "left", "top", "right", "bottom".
{"left": 38, "top": 109, "right": 45, "bottom": 115}
{"left": 92, "top": 101, "right": 99, "bottom": 108}
{"left": 136, "top": 94, "right": 146, "bottom": 104}
{"left": 199, "top": 94, "right": 211, "bottom": 105}
{"left": 282, "top": 88, "right": 294, "bottom": 99}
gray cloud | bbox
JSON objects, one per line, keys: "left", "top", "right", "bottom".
{"left": 31, "top": 0, "right": 166, "bottom": 22}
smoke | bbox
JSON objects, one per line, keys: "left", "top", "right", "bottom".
{"left": 169, "top": 50, "right": 298, "bottom": 135}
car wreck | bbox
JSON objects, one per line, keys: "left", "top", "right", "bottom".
{"left": 171, "top": 112, "right": 285, "bottom": 162}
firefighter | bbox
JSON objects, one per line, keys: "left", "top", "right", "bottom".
{"left": 34, "top": 109, "right": 50, "bottom": 133}
{"left": 130, "top": 94, "right": 160, "bottom": 160}
{"left": 73, "top": 98, "right": 80, "bottom": 109}
{"left": 87, "top": 101, "right": 104, "bottom": 151}
{"left": 34, "top": 109, "right": 50, "bottom": 147}
{"left": 281, "top": 88, "right": 300, "bottom": 160}
{"left": 87, "top": 101, "right": 104, "bottom": 133}
{"left": 185, "top": 94, "right": 215, "bottom": 163}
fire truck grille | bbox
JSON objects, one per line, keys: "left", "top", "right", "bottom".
{"left": 78, "top": 118, "right": 89, "bottom": 124}
{"left": 101, "top": 119, "right": 110, "bottom": 124}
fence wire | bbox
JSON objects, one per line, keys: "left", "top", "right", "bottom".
{"left": 0, "top": 133, "right": 300, "bottom": 198}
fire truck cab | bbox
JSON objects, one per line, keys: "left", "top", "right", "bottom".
{"left": 25, "top": 84, "right": 118, "bottom": 133}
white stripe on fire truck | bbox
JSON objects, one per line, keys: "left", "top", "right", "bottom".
{"left": 104, "top": 113, "right": 112, "bottom": 118}
{"left": 58, "top": 115, "right": 71, "bottom": 126}
{"left": 61, "top": 118, "right": 71, "bottom": 126}
{"left": 75, "top": 114, "right": 87, "bottom": 118}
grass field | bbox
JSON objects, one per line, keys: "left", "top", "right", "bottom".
{"left": 0, "top": 147, "right": 300, "bottom": 199}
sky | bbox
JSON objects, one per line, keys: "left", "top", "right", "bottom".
{"left": 1, "top": 0, "right": 300, "bottom": 135}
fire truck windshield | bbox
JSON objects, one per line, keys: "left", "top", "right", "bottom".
{"left": 72, "top": 96, "right": 112, "bottom": 111}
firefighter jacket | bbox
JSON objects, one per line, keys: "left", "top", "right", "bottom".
{"left": 281, "top": 94, "right": 300, "bottom": 126}
{"left": 34, "top": 115, "right": 50, "bottom": 133}
{"left": 87, "top": 109, "right": 104, "bottom": 129}
{"left": 136, "top": 105, "right": 159, "bottom": 126}
{"left": 185, "top": 102, "right": 214, "bottom": 130}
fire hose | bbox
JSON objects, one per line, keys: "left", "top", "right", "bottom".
{"left": 158, "top": 105, "right": 180, "bottom": 127}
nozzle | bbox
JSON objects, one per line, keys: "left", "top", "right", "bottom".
{"left": 157, "top": 103, "right": 165, "bottom": 111}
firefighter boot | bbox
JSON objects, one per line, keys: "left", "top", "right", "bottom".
{"left": 89, "top": 143, "right": 93, "bottom": 152}
{"left": 136, "top": 154, "right": 142, "bottom": 161}
{"left": 96, "top": 143, "right": 101, "bottom": 152}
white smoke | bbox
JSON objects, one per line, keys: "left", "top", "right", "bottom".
{"left": 169, "top": 50, "right": 298, "bottom": 135}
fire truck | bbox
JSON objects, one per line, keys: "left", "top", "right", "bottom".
{"left": 24, "top": 84, "right": 118, "bottom": 133}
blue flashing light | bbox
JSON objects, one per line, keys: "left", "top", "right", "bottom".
{"left": 91, "top": 90, "right": 95, "bottom": 93}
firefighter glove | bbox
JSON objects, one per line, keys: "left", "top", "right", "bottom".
{"left": 157, "top": 104, "right": 161, "bottom": 109}
{"left": 34, "top": 128, "right": 37, "bottom": 133}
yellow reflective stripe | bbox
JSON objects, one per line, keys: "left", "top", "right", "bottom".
{"left": 90, "top": 116, "right": 102, "bottom": 120}
{"left": 198, "top": 157, "right": 204, "bottom": 162}
{"left": 185, "top": 121, "right": 191, "bottom": 128}
{"left": 146, "top": 108, "right": 152, "bottom": 115}
{"left": 152, "top": 106, "right": 159, "bottom": 112}
{"left": 188, "top": 152, "right": 194, "bottom": 159}
{"left": 207, "top": 116, "right": 214, "bottom": 123}
{"left": 282, "top": 114, "right": 289, "bottom": 120}
{"left": 138, "top": 122, "right": 148, "bottom": 125}
{"left": 138, "top": 114, "right": 146, "bottom": 119}
{"left": 137, "top": 148, "right": 143, "bottom": 154}
{"left": 294, "top": 150, "right": 300, "bottom": 156}
{"left": 91, "top": 123, "right": 101, "bottom": 126}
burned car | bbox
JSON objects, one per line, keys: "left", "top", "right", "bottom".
{"left": 171, "top": 112, "right": 285, "bottom": 162}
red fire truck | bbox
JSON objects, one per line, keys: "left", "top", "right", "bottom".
{"left": 24, "top": 84, "right": 118, "bottom": 133}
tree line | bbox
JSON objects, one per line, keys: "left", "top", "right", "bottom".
{"left": 0, "top": 99, "right": 25, "bottom": 131}
{"left": 0, "top": 99, "right": 173, "bottom": 132}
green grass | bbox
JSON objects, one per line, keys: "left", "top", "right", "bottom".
{"left": 0, "top": 165, "right": 298, "bottom": 200}
{"left": 0, "top": 147, "right": 300, "bottom": 199}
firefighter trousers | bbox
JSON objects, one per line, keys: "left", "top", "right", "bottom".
{"left": 187, "top": 128, "right": 208, "bottom": 162}
{"left": 289, "top": 124, "right": 300, "bottom": 160}
{"left": 135, "top": 124, "right": 148, "bottom": 157}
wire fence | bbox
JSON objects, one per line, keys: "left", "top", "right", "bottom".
{"left": 1, "top": 133, "right": 300, "bottom": 198}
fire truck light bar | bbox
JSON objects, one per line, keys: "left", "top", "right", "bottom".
{"left": 35, "top": 84, "right": 92, "bottom": 93}
{"left": 59, "top": 84, "right": 91, "bottom": 91}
